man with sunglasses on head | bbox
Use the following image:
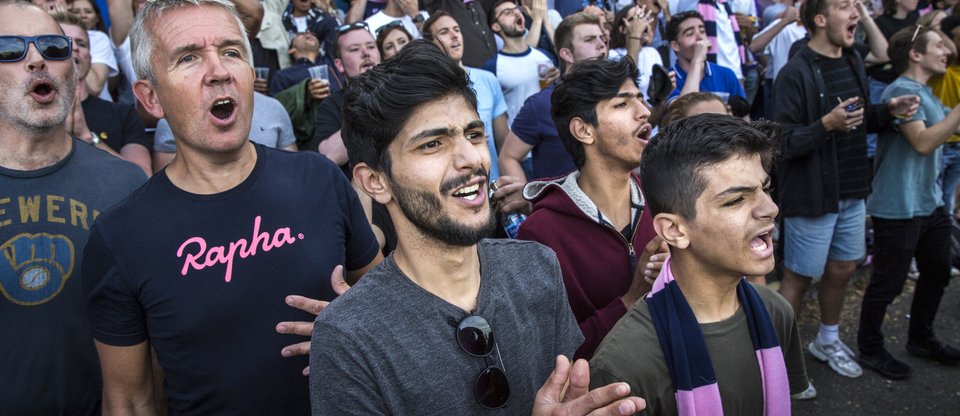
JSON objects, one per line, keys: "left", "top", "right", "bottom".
{"left": 857, "top": 25, "right": 960, "bottom": 380}
{"left": 311, "top": 40, "right": 646, "bottom": 415}
{"left": 773, "top": 0, "right": 917, "bottom": 387}
{"left": 80, "top": 0, "right": 382, "bottom": 413}
{"left": 0, "top": 2, "right": 146, "bottom": 414}
{"left": 308, "top": 21, "right": 382, "bottom": 172}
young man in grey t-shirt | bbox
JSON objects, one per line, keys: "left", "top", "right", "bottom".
{"left": 310, "top": 40, "right": 647, "bottom": 415}
{"left": 591, "top": 115, "right": 809, "bottom": 415}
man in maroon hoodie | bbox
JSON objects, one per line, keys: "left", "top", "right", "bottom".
{"left": 516, "top": 57, "right": 665, "bottom": 359}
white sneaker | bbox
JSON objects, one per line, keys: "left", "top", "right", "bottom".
{"left": 808, "top": 339, "right": 863, "bottom": 378}
{"left": 791, "top": 382, "right": 817, "bottom": 400}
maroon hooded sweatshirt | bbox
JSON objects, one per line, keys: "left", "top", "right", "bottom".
{"left": 517, "top": 171, "right": 657, "bottom": 359}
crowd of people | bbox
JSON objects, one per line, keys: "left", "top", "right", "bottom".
{"left": 1, "top": 0, "right": 959, "bottom": 413}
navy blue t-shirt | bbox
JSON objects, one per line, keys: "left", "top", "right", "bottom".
{"left": 82, "top": 144, "right": 378, "bottom": 414}
{"left": 512, "top": 84, "right": 576, "bottom": 180}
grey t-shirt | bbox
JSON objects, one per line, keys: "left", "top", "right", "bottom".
{"left": 154, "top": 91, "right": 296, "bottom": 152}
{"left": 310, "top": 239, "right": 584, "bottom": 415}
{"left": 0, "top": 139, "right": 146, "bottom": 414}
{"left": 590, "top": 284, "right": 808, "bottom": 416}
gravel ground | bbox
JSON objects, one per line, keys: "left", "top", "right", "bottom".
{"left": 788, "top": 266, "right": 960, "bottom": 415}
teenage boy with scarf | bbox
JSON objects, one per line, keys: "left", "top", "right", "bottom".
{"left": 590, "top": 114, "right": 809, "bottom": 415}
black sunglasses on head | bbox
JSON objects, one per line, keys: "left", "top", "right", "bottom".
{"left": 375, "top": 20, "right": 405, "bottom": 36}
{"left": 0, "top": 35, "right": 72, "bottom": 62}
{"left": 337, "top": 21, "right": 370, "bottom": 34}
{"left": 456, "top": 314, "right": 510, "bottom": 409}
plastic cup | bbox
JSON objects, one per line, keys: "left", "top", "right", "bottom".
{"left": 254, "top": 67, "right": 270, "bottom": 80}
{"left": 307, "top": 65, "right": 329, "bottom": 82}
{"left": 537, "top": 62, "right": 553, "bottom": 89}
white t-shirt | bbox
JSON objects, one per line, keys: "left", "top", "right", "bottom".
{"left": 608, "top": 46, "right": 664, "bottom": 101}
{"left": 88, "top": 30, "right": 118, "bottom": 101}
{"left": 365, "top": 12, "right": 420, "bottom": 39}
{"left": 729, "top": 0, "right": 757, "bottom": 16}
{"left": 115, "top": 36, "right": 136, "bottom": 88}
{"left": 758, "top": 19, "right": 807, "bottom": 81}
{"left": 292, "top": 16, "right": 308, "bottom": 33}
{"left": 483, "top": 47, "right": 553, "bottom": 125}
{"left": 713, "top": 4, "right": 743, "bottom": 79}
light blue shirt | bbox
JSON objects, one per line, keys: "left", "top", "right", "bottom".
{"left": 868, "top": 76, "right": 945, "bottom": 219}
{"left": 467, "top": 67, "right": 508, "bottom": 180}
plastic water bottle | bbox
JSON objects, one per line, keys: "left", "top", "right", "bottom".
{"left": 489, "top": 181, "right": 527, "bottom": 238}
{"left": 502, "top": 211, "right": 527, "bottom": 239}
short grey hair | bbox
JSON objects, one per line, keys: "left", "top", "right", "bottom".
{"left": 130, "top": 0, "right": 253, "bottom": 84}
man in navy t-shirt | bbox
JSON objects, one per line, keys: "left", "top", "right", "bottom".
{"left": 81, "top": 0, "right": 381, "bottom": 414}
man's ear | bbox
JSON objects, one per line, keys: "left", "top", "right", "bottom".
{"left": 353, "top": 163, "right": 393, "bottom": 205}
{"left": 558, "top": 47, "right": 575, "bottom": 66}
{"left": 132, "top": 79, "right": 164, "bottom": 120}
{"left": 653, "top": 213, "right": 691, "bottom": 250}
{"left": 569, "top": 117, "right": 595, "bottom": 146}
{"left": 334, "top": 58, "right": 345, "bottom": 75}
{"left": 814, "top": 14, "right": 828, "bottom": 31}
{"left": 908, "top": 47, "right": 923, "bottom": 64}
{"left": 491, "top": 21, "right": 502, "bottom": 34}
{"left": 670, "top": 40, "right": 679, "bottom": 54}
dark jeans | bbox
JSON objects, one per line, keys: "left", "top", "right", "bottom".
{"left": 858, "top": 208, "right": 953, "bottom": 355}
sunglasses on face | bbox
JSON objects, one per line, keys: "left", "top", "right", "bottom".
{"left": 337, "top": 21, "right": 370, "bottom": 34}
{"left": 456, "top": 315, "right": 510, "bottom": 409}
{"left": 0, "top": 35, "right": 72, "bottom": 63}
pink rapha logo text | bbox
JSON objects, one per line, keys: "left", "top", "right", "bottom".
{"left": 176, "top": 216, "right": 303, "bottom": 282}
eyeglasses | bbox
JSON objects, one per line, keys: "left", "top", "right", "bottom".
{"left": 375, "top": 20, "right": 405, "bottom": 36}
{"left": 495, "top": 5, "right": 522, "bottom": 20}
{"left": 456, "top": 314, "right": 510, "bottom": 408}
{"left": 0, "top": 35, "right": 72, "bottom": 63}
{"left": 337, "top": 21, "right": 369, "bottom": 34}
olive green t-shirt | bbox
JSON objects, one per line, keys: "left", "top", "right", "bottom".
{"left": 589, "top": 284, "right": 808, "bottom": 416}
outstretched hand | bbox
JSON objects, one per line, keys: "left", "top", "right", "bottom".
{"left": 533, "top": 356, "right": 646, "bottom": 416}
{"left": 277, "top": 265, "right": 351, "bottom": 376}
{"left": 888, "top": 94, "right": 920, "bottom": 119}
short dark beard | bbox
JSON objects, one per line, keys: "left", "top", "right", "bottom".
{"left": 388, "top": 167, "right": 496, "bottom": 246}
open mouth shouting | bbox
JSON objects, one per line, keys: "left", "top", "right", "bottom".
{"left": 845, "top": 22, "right": 858, "bottom": 41}
{"left": 29, "top": 79, "right": 57, "bottom": 104}
{"left": 209, "top": 97, "right": 237, "bottom": 127}
{"left": 636, "top": 123, "right": 652, "bottom": 145}
{"left": 749, "top": 226, "right": 775, "bottom": 258}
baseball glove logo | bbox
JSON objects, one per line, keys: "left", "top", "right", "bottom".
{"left": 0, "top": 233, "right": 74, "bottom": 305}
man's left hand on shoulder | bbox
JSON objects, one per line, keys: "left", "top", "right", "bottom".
{"left": 276, "top": 265, "right": 351, "bottom": 376}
